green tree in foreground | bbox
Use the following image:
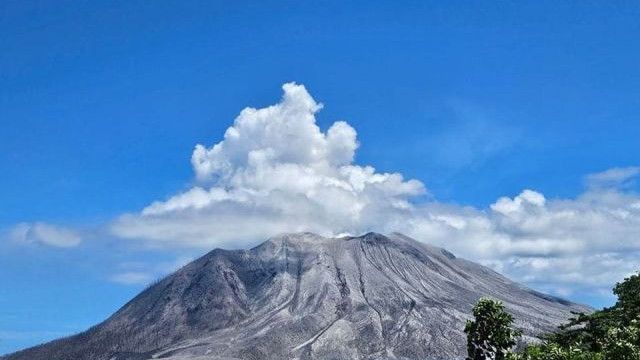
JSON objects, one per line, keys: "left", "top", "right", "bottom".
{"left": 465, "top": 297, "right": 522, "bottom": 360}
{"left": 602, "top": 321, "right": 640, "bottom": 360}
{"left": 505, "top": 271, "right": 640, "bottom": 360}
{"left": 613, "top": 272, "right": 640, "bottom": 325}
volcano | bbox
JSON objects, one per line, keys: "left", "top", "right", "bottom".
{"left": 3, "top": 232, "right": 589, "bottom": 360}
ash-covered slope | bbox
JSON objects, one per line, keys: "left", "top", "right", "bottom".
{"left": 3, "top": 232, "right": 589, "bottom": 360}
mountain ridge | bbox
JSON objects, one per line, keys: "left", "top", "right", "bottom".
{"left": 3, "top": 232, "right": 589, "bottom": 360}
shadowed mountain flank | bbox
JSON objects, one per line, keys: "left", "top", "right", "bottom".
{"left": 3, "top": 232, "right": 589, "bottom": 360}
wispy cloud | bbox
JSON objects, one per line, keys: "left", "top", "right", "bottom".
{"left": 109, "top": 271, "right": 155, "bottom": 285}
{"left": 585, "top": 166, "right": 640, "bottom": 189}
{"left": 109, "top": 256, "right": 193, "bottom": 286}
{"left": 425, "top": 101, "right": 522, "bottom": 170}
{"left": 9, "top": 222, "right": 82, "bottom": 248}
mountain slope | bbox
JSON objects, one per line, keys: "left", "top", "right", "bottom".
{"left": 3, "top": 232, "right": 589, "bottom": 360}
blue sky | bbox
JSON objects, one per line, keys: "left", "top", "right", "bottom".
{"left": 2, "top": 0, "right": 640, "bottom": 354}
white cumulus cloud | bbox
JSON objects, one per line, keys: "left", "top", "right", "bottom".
{"left": 111, "top": 82, "right": 640, "bottom": 299}
{"left": 112, "top": 82, "right": 424, "bottom": 248}
{"left": 401, "top": 187, "right": 640, "bottom": 296}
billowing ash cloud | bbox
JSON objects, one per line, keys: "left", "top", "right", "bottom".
{"left": 111, "top": 83, "right": 640, "bottom": 297}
